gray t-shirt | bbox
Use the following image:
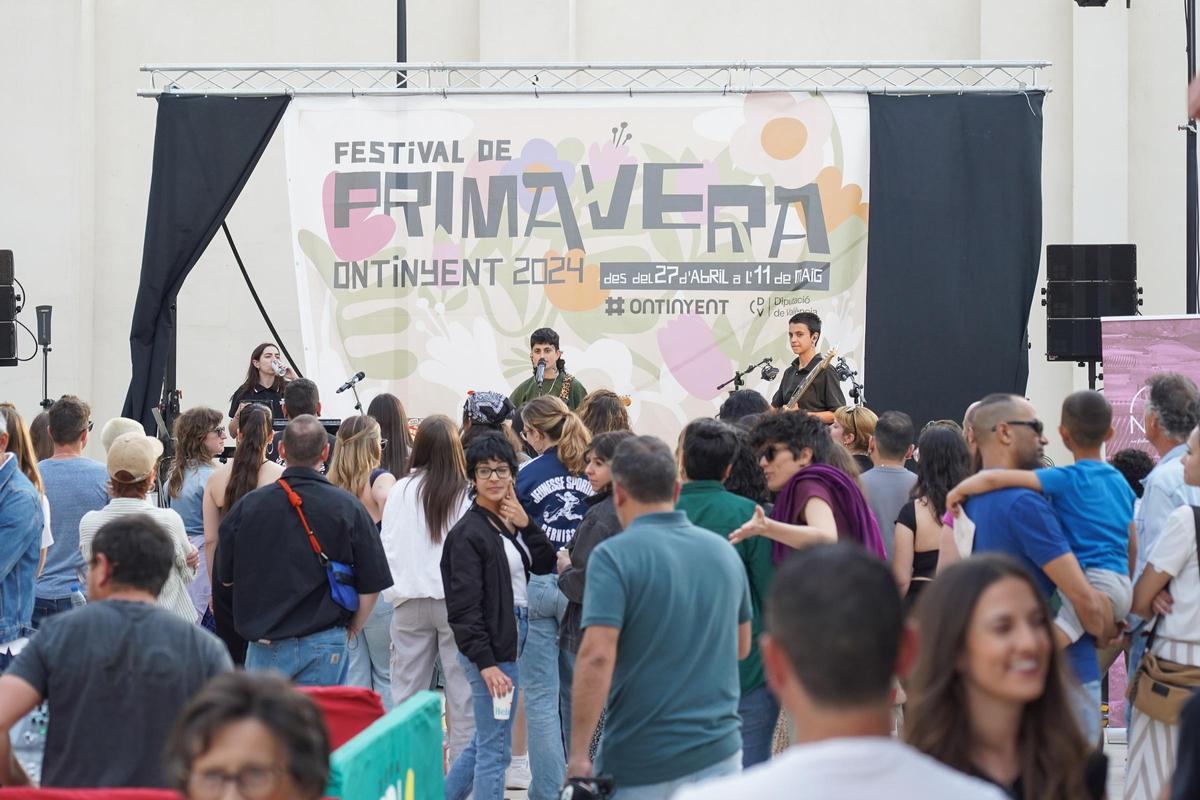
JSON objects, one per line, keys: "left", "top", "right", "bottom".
{"left": 37, "top": 457, "right": 109, "bottom": 599}
{"left": 8, "top": 600, "right": 232, "bottom": 787}
{"left": 860, "top": 465, "right": 918, "bottom": 559}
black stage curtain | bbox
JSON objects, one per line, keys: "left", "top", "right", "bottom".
{"left": 865, "top": 93, "right": 1044, "bottom": 431}
{"left": 121, "top": 95, "right": 290, "bottom": 432}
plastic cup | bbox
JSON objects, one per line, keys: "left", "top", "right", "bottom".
{"left": 493, "top": 688, "right": 514, "bottom": 720}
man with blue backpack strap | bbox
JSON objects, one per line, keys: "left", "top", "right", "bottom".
{"left": 216, "top": 414, "right": 393, "bottom": 686}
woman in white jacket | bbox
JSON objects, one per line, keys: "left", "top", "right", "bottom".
{"left": 381, "top": 415, "right": 473, "bottom": 763}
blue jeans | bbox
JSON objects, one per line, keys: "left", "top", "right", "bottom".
{"left": 738, "top": 685, "right": 780, "bottom": 768}
{"left": 521, "top": 574, "right": 567, "bottom": 800}
{"left": 446, "top": 607, "right": 528, "bottom": 800}
{"left": 1127, "top": 621, "right": 1149, "bottom": 730}
{"left": 347, "top": 601, "right": 394, "bottom": 709}
{"left": 1075, "top": 679, "right": 1102, "bottom": 745}
{"left": 31, "top": 593, "right": 85, "bottom": 630}
{"left": 613, "top": 750, "right": 742, "bottom": 799}
{"left": 246, "top": 627, "right": 349, "bottom": 687}
{"left": 560, "top": 648, "right": 576, "bottom": 754}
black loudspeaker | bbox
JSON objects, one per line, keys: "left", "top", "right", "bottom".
{"left": 1047, "top": 319, "right": 1102, "bottom": 362}
{"left": 1043, "top": 244, "right": 1139, "bottom": 363}
{"left": 0, "top": 251, "right": 11, "bottom": 287}
{"left": 1047, "top": 244, "right": 1136, "bottom": 282}
{"left": 0, "top": 323, "right": 15, "bottom": 364}
{"left": 1045, "top": 281, "right": 1138, "bottom": 319}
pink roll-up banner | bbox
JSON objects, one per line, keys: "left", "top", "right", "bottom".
{"left": 1102, "top": 315, "right": 1200, "bottom": 456}
{"left": 1101, "top": 314, "right": 1200, "bottom": 726}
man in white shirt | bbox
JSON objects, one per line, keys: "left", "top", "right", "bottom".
{"left": 675, "top": 544, "right": 1005, "bottom": 800}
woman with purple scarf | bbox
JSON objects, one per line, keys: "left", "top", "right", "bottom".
{"left": 731, "top": 412, "right": 886, "bottom": 561}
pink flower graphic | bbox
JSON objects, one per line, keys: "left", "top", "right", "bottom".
{"left": 585, "top": 141, "right": 637, "bottom": 184}
{"left": 656, "top": 315, "right": 729, "bottom": 401}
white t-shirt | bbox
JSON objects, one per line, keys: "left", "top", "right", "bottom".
{"left": 1147, "top": 504, "right": 1200, "bottom": 643}
{"left": 674, "top": 737, "right": 1007, "bottom": 800}
{"left": 503, "top": 536, "right": 528, "bottom": 607}
{"left": 40, "top": 494, "right": 54, "bottom": 549}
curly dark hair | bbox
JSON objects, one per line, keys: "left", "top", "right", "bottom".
{"left": 748, "top": 411, "right": 834, "bottom": 466}
{"left": 725, "top": 427, "right": 771, "bottom": 505}
{"left": 164, "top": 672, "right": 329, "bottom": 800}
{"left": 1109, "top": 448, "right": 1156, "bottom": 499}
{"left": 911, "top": 425, "right": 971, "bottom": 519}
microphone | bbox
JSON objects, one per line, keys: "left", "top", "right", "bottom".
{"left": 535, "top": 358, "right": 547, "bottom": 388}
{"left": 336, "top": 371, "right": 366, "bottom": 393}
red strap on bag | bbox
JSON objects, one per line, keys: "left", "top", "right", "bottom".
{"left": 278, "top": 479, "right": 329, "bottom": 564}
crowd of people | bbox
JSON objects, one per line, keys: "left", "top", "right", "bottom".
{"left": 1, "top": 321, "right": 1200, "bottom": 799}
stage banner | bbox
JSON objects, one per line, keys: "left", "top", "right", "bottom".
{"left": 283, "top": 94, "right": 870, "bottom": 427}
{"left": 1101, "top": 315, "right": 1200, "bottom": 454}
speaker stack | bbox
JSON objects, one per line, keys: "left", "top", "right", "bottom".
{"left": 0, "top": 251, "right": 16, "bottom": 368}
{"left": 1042, "top": 244, "right": 1141, "bottom": 364}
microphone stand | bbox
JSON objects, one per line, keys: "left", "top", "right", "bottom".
{"left": 350, "top": 383, "right": 364, "bottom": 415}
{"left": 38, "top": 343, "right": 52, "bottom": 409}
{"left": 716, "top": 357, "right": 776, "bottom": 394}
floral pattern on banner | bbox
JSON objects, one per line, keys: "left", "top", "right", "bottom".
{"left": 284, "top": 94, "right": 870, "bottom": 432}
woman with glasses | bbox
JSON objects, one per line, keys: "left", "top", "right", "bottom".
{"left": 165, "top": 671, "right": 330, "bottom": 800}
{"left": 893, "top": 425, "right": 970, "bottom": 612}
{"left": 831, "top": 405, "right": 878, "bottom": 474}
{"left": 442, "top": 431, "right": 556, "bottom": 800}
{"left": 204, "top": 404, "right": 283, "bottom": 664}
{"left": 166, "top": 407, "right": 227, "bottom": 625}
{"left": 382, "top": 415, "right": 474, "bottom": 762}
{"left": 327, "top": 414, "right": 397, "bottom": 706}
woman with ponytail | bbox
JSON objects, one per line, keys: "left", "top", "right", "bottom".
{"left": 511, "top": 395, "right": 592, "bottom": 797}
{"left": 166, "top": 407, "right": 226, "bottom": 623}
{"left": 327, "top": 415, "right": 397, "bottom": 705}
{"left": 203, "top": 404, "right": 283, "bottom": 664}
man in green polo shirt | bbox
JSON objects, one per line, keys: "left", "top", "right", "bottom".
{"left": 571, "top": 436, "right": 751, "bottom": 798}
{"left": 676, "top": 418, "right": 777, "bottom": 769}
{"left": 508, "top": 327, "right": 588, "bottom": 410}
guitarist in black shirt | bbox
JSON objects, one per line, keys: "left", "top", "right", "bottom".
{"left": 770, "top": 311, "right": 845, "bottom": 422}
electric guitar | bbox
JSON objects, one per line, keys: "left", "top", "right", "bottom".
{"left": 784, "top": 347, "right": 838, "bottom": 411}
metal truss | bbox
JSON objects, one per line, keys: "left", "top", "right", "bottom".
{"left": 139, "top": 61, "right": 1049, "bottom": 97}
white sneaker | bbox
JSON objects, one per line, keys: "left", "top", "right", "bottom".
{"left": 506, "top": 755, "right": 531, "bottom": 789}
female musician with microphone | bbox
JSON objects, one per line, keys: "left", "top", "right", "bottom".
{"left": 227, "top": 343, "right": 295, "bottom": 435}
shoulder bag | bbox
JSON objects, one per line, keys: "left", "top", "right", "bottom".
{"left": 278, "top": 479, "right": 359, "bottom": 613}
{"left": 1127, "top": 506, "right": 1200, "bottom": 725}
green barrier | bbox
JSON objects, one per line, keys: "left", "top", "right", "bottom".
{"left": 326, "top": 691, "right": 444, "bottom": 800}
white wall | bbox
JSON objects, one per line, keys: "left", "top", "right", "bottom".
{"left": 0, "top": 0, "right": 1188, "bottom": 463}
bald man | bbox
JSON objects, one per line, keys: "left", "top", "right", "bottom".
{"left": 965, "top": 393, "right": 1112, "bottom": 740}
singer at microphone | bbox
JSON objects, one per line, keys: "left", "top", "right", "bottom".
{"left": 508, "top": 327, "right": 588, "bottom": 411}
{"left": 336, "top": 371, "right": 366, "bottom": 393}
